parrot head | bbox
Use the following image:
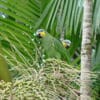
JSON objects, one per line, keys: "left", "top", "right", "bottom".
{"left": 61, "top": 39, "right": 71, "bottom": 48}
{"left": 35, "top": 29, "right": 46, "bottom": 38}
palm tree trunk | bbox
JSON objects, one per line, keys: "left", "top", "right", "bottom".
{"left": 80, "top": 0, "right": 93, "bottom": 100}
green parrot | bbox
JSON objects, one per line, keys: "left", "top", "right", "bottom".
{"left": 35, "top": 29, "right": 71, "bottom": 63}
{"left": 0, "top": 46, "right": 12, "bottom": 82}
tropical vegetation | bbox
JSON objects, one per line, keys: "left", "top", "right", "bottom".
{"left": 0, "top": 0, "right": 100, "bottom": 99}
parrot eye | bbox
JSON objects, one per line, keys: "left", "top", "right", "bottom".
{"left": 35, "top": 29, "right": 46, "bottom": 38}
{"left": 38, "top": 32, "right": 41, "bottom": 35}
{"left": 37, "top": 32, "right": 42, "bottom": 38}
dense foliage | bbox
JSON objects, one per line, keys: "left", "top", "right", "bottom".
{"left": 0, "top": 0, "right": 100, "bottom": 99}
{"left": 0, "top": 59, "right": 80, "bottom": 100}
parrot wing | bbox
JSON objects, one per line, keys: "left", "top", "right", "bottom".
{"left": 54, "top": 38, "right": 70, "bottom": 62}
{"left": 40, "top": 34, "right": 61, "bottom": 59}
